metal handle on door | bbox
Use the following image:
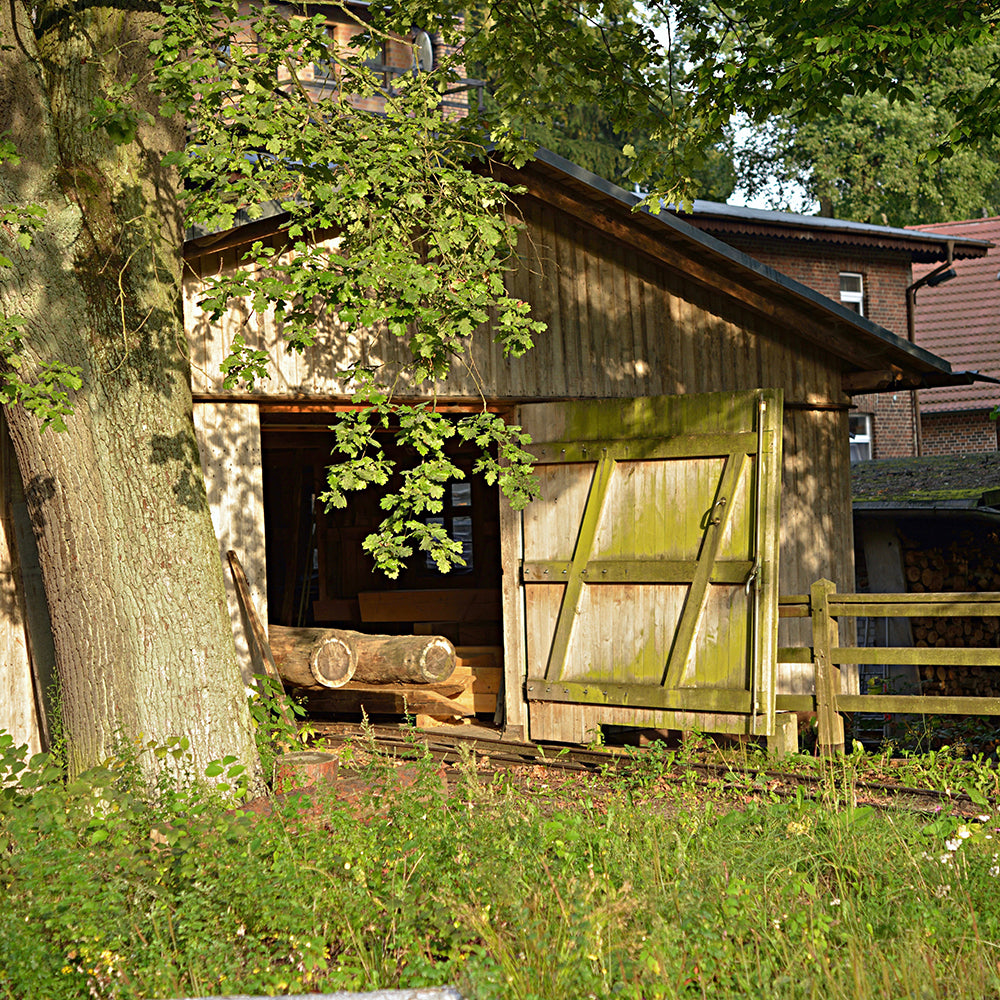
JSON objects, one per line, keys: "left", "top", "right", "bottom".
{"left": 709, "top": 497, "right": 727, "bottom": 525}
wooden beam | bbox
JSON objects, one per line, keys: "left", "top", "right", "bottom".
{"left": 525, "top": 678, "right": 754, "bottom": 715}
{"left": 303, "top": 682, "right": 472, "bottom": 717}
{"left": 837, "top": 694, "right": 1000, "bottom": 715}
{"left": 358, "top": 588, "right": 501, "bottom": 624}
{"left": 842, "top": 369, "right": 919, "bottom": 393}
{"left": 812, "top": 579, "right": 845, "bottom": 755}
{"left": 522, "top": 559, "right": 753, "bottom": 585}
{"left": 527, "top": 432, "right": 758, "bottom": 463}
{"left": 832, "top": 647, "right": 1000, "bottom": 666}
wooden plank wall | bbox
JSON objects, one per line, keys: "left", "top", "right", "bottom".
{"left": 0, "top": 416, "right": 42, "bottom": 753}
{"left": 193, "top": 402, "right": 268, "bottom": 685}
{"left": 185, "top": 197, "right": 856, "bottom": 696}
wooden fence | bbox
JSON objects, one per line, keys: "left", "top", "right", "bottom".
{"left": 776, "top": 579, "right": 1000, "bottom": 754}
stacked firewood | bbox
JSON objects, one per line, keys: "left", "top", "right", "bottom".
{"left": 900, "top": 532, "right": 1000, "bottom": 697}
{"left": 267, "top": 624, "right": 501, "bottom": 725}
{"left": 911, "top": 616, "right": 1000, "bottom": 648}
{"left": 918, "top": 663, "right": 1000, "bottom": 698}
{"left": 904, "top": 546, "right": 1000, "bottom": 594}
{"left": 226, "top": 551, "right": 502, "bottom": 729}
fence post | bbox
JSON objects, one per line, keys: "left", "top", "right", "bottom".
{"left": 811, "top": 578, "right": 845, "bottom": 755}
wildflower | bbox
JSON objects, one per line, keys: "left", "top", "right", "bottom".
{"left": 957, "top": 825, "right": 972, "bottom": 839}
{"left": 978, "top": 815, "right": 991, "bottom": 823}
{"left": 829, "top": 898, "right": 841, "bottom": 907}
{"left": 945, "top": 839, "right": 961, "bottom": 852}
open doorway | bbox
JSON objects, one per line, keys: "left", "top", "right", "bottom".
{"left": 260, "top": 406, "right": 502, "bottom": 648}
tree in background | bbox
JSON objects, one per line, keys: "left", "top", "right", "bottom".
{"left": 734, "top": 44, "right": 1000, "bottom": 225}
{"left": 678, "top": 1, "right": 1000, "bottom": 223}
{"left": 464, "top": 7, "right": 737, "bottom": 201}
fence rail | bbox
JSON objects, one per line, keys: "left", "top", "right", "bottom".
{"left": 776, "top": 579, "right": 1000, "bottom": 754}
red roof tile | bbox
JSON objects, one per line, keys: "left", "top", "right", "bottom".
{"left": 910, "top": 218, "right": 1000, "bottom": 412}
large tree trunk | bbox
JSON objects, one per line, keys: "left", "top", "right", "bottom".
{"left": 0, "top": 3, "right": 262, "bottom": 786}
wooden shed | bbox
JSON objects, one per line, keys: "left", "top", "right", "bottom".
{"left": 0, "top": 149, "right": 979, "bottom": 751}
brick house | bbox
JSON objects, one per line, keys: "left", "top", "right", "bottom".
{"left": 674, "top": 202, "right": 991, "bottom": 460}
{"left": 907, "top": 218, "right": 1000, "bottom": 456}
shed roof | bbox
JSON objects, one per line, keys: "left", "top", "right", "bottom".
{"left": 186, "top": 147, "right": 989, "bottom": 395}
{"left": 908, "top": 217, "right": 1000, "bottom": 414}
{"left": 673, "top": 201, "right": 991, "bottom": 264}
{"left": 852, "top": 453, "right": 1000, "bottom": 524}
{"left": 852, "top": 452, "right": 1000, "bottom": 504}
{"left": 519, "top": 149, "right": 981, "bottom": 394}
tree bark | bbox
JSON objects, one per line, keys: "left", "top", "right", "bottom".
{"left": 0, "top": 3, "right": 262, "bottom": 787}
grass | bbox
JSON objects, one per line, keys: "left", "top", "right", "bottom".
{"left": 2, "top": 729, "right": 1000, "bottom": 999}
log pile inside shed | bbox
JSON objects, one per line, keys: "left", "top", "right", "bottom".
{"left": 228, "top": 549, "right": 502, "bottom": 726}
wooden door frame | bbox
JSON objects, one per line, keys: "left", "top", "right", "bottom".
{"left": 503, "top": 390, "right": 783, "bottom": 743}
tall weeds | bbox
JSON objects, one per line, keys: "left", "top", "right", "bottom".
{"left": 2, "top": 728, "right": 1000, "bottom": 999}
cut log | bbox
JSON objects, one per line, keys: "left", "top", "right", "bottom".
{"left": 349, "top": 632, "right": 456, "bottom": 684}
{"left": 268, "top": 624, "right": 357, "bottom": 689}
{"left": 273, "top": 751, "right": 340, "bottom": 793}
{"left": 268, "top": 625, "right": 457, "bottom": 687}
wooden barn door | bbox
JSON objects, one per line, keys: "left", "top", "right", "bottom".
{"left": 518, "top": 390, "right": 783, "bottom": 743}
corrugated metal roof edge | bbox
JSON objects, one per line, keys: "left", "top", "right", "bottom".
{"left": 687, "top": 224, "right": 986, "bottom": 262}
{"left": 852, "top": 502, "right": 1000, "bottom": 522}
{"left": 673, "top": 200, "right": 991, "bottom": 256}
{"left": 906, "top": 216, "right": 1000, "bottom": 231}
{"left": 531, "top": 147, "right": 958, "bottom": 378}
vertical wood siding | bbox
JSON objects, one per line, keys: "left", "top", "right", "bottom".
{"left": 0, "top": 417, "right": 42, "bottom": 753}
{"left": 193, "top": 402, "right": 268, "bottom": 685}
{"left": 185, "top": 195, "right": 855, "bottom": 697}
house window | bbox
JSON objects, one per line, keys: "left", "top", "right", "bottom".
{"left": 840, "top": 272, "right": 865, "bottom": 316}
{"left": 425, "top": 481, "right": 474, "bottom": 574}
{"left": 850, "top": 414, "right": 873, "bottom": 461}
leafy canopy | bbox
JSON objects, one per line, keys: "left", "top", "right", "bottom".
{"left": 6, "top": 0, "right": 1000, "bottom": 571}
{"left": 733, "top": 41, "right": 1000, "bottom": 225}
{"left": 152, "top": 0, "right": 551, "bottom": 576}
{"left": 681, "top": 1, "right": 1000, "bottom": 223}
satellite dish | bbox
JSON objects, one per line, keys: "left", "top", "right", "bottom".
{"left": 413, "top": 29, "right": 434, "bottom": 72}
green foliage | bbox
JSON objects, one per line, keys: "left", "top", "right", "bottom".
{"left": 0, "top": 136, "right": 83, "bottom": 431}
{"left": 737, "top": 43, "right": 1000, "bottom": 225}
{"left": 247, "top": 674, "right": 314, "bottom": 780}
{"left": 5, "top": 728, "right": 1000, "bottom": 998}
{"left": 0, "top": 322, "right": 83, "bottom": 433}
{"left": 9, "top": 0, "right": 1000, "bottom": 577}
{"left": 470, "top": 18, "right": 738, "bottom": 201}
{"left": 680, "top": 2, "right": 1000, "bottom": 222}
{"left": 321, "top": 405, "right": 538, "bottom": 576}
{"left": 147, "top": 0, "right": 547, "bottom": 574}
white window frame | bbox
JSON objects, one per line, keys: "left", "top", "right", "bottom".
{"left": 850, "top": 413, "right": 873, "bottom": 462}
{"left": 840, "top": 272, "right": 865, "bottom": 316}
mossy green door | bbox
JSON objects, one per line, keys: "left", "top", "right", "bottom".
{"left": 519, "top": 390, "right": 783, "bottom": 742}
